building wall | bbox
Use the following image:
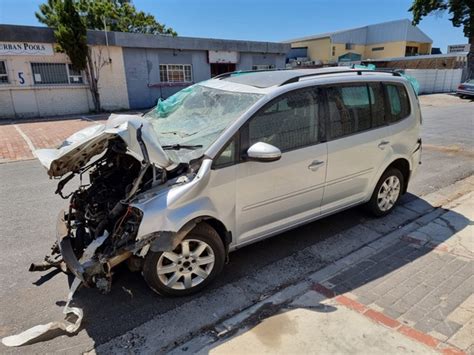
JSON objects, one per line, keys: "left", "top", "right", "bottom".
{"left": 0, "top": 45, "right": 130, "bottom": 119}
{"left": 406, "top": 41, "right": 432, "bottom": 55}
{"left": 291, "top": 38, "right": 331, "bottom": 63}
{"left": 123, "top": 49, "right": 286, "bottom": 110}
{"left": 237, "top": 53, "right": 286, "bottom": 70}
{"left": 91, "top": 45, "right": 130, "bottom": 111}
{"left": 364, "top": 41, "right": 407, "bottom": 60}
{"left": 331, "top": 43, "right": 366, "bottom": 62}
{"left": 0, "top": 51, "right": 94, "bottom": 119}
{"left": 123, "top": 48, "right": 211, "bottom": 109}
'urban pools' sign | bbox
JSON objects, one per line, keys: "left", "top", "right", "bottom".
{"left": 0, "top": 42, "right": 54, "bottom": 56}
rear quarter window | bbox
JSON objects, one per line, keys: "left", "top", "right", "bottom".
{"left": 385, "top": 83, "right": 410, "bottom": 123}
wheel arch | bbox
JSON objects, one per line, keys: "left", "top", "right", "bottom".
{"left": 386, "top": 158, "right": 411, "bottom": 194}
{"left": 147, "top": 215, "right": 232, "bottom": 260}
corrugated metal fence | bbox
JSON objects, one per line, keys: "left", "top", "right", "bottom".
{"left": 404, "top": 69, "right": 463, "bottom": 94}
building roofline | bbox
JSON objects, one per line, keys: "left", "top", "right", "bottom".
{"left": 283, "top": 18, "right": 432, "bottom": 44}
{"left": 0, "top": 24, "right": 290, "bottom": 54}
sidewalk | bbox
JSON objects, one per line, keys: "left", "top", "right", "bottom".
{"left": 174, "top": 191, "right": 473, "bottom": 354}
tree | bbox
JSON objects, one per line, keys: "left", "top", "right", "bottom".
{"left": 409, "top": 0, "right": 474, "bottom": 78}
{"left": 36, "top": 0, "right": 176, "bottom": 112}
{"left": 36, "top": 0, "right": 177, "bottom": 36}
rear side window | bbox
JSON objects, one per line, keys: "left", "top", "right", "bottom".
{"left": 385, "top": 83, "right": 410, "bottom": 123}
{"left": 248, "top": 88, "right": 320, "bottom": 152}
{"left": 325, "top": 83, "right": 387, "bottom": 140}
{"left": 326, "top": 84, "right": 372, "bottom": 139}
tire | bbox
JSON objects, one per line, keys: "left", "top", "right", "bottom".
{"left": 367, "top": 168, "right": 404, "bottom": 217}
{"left": 142, "top": 223, "right": 225, "bottom": 297}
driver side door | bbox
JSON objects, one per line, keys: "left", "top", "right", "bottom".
{"left": 235, "top": 87, "right": 328, "bottom": 245}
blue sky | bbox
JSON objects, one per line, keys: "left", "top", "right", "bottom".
{"left": 0, "top": 0, "right": 467, "bottom": 53}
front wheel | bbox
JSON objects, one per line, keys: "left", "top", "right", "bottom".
{"left": 143, "top": 223, "right": 225, "bottom": 297}
{"left": 367, "top": 168, "right": 404, "bottom": 217}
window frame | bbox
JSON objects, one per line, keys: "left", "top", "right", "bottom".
{"left": 382, "top": 82, "right": 411, "bottom": 124}
{"left": 240, "top": 86, "right": 323, "bottom": 159}
{"left": 321, "top": 81, "right": 389, "bottom": 142}
{"left": 0, "top": 60, "right": 9, "bottom": 84}
{"left": 211, "top": 132, "right": 241, "bottom": 170}
{"left": 159, "top": 64, "right": 193, "bottom": 83}
{"left": 31, "top": 62, "right": 84, "bottom": 85}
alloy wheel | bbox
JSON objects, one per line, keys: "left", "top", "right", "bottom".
{"left": 377, "top": 175, "right": 401, "bottom": 212}
{"left": 156, "top": 239, "right": 215, "bottom": 290}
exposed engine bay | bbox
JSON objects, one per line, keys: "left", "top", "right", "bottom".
{"left": 30, "top": 126, "right": 192, "bottom": 293}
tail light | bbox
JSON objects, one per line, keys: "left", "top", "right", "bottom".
{"left": 458, "top": 85, "right": 465, "bottom": 90}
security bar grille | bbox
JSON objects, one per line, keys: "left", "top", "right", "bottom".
{"left": 0, "top": 61, "right": 8, "bottom": 84}
{"left": 160, "top": 64, "right": 193, "bottom": 83}
{"left": 31, "top": 63, "right": 84, "bottom": 85}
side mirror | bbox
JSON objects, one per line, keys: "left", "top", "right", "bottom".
{"left": 246, "top": 142, "right": 281, "bottom": 162}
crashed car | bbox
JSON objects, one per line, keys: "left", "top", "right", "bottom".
{"left": 32, "top": 68, "right": 421, "bottom": 297}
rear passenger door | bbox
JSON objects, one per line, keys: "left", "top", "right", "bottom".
{"left": 321, "top": 82, "right": 391, "bottom": 213}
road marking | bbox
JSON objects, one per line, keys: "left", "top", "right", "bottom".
{"left": 13, "top": 124, "right": 37, "bottom": 158}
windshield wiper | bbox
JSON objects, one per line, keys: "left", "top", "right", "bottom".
{"left": 162, "top": 144, "right": 203, "bottom": 151}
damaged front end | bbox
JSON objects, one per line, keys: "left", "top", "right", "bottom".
{"left": 30, "top": 115, "right": 190, "bottom": 293}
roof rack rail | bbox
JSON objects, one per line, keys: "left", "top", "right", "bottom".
{"left": 279, "top": 69, "right": 401, "bottom": 86}
{"left": 213, "top": 68, "right": 290, "bottom": 80}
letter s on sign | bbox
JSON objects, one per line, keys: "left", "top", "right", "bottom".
{"left": 18, "top": 72, "right": 25, "bottom": 85}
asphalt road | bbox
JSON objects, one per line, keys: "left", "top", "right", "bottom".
{"left": 0, "top": 99, "right": 472, "bottom": 353}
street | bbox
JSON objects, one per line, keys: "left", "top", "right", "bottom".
{"left": 0, "top": 96, "right": 472, "bottom": 353}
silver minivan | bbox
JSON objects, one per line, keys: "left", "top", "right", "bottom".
{"left": 35, "top": 68, "right": 422, "bottom": 296}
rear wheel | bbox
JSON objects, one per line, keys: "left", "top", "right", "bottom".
{"left": 367, "top": 168, "right": 404, "bottom": 217}
{"left": 143, "top": 223, "right": 225, "bottom": 297}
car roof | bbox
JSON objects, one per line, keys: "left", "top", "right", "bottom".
{"left": 219, "top": 67, "right": 400, "bottom": 89}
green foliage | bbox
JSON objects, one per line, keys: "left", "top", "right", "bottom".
{"left": 36, "top": 0, "right": 177, "bottom": 36}
{"left": 53, "top": 0, "right": 88, "bottom": 70}
{"left": 409, "top": 0, "right": 472, "bottom": 38}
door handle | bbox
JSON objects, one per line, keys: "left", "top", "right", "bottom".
{"left": 308, "top": 160, "right": 325, "bottom": 171}
{"left": 378, "top": 140, "right": 390, "bottom": 150}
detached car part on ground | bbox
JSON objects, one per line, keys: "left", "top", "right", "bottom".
{"left": 29, "top": 68, "right": 422, "bottom": 299}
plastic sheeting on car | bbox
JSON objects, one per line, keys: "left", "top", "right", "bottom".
{"left": 353, "top": 64, "right": 420, "bottom": 95}
{"left": 144, "top": 84, "right": 263, "bottom": 162}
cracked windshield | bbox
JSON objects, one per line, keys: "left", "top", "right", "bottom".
{"left": 144, "top": 83, "right": 263, "bottom": 159}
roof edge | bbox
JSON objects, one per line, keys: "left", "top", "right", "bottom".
{"left": 0, "top": 24, "right": 290, "bottom": 54}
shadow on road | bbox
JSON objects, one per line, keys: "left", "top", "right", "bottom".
{"left": 5, "top": 192, "right": 470, "bottom": 352}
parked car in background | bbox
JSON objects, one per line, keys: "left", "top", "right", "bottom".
{"left": 33, "top": 68, "right": 422, "bottom": 297}
{"left": 456, "top": 79, "right": 474, "bottom": 98}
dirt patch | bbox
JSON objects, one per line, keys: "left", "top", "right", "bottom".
{"left": 419, "top": 93, "right": 473, "bottom": 107}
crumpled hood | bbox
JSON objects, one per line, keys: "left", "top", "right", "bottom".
{"left": 36, "top": 114, "right": 174, "bottom": 177}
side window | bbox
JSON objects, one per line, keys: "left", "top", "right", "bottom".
{"left": 213, "top": 137, "right": 237, "bottom": 169}
{"left": 385, "top": 84, "right": 410, "bottom": 123}
{"left": 326, "top": 84, "right": 372, "bottom": 139}
{"left": 248, "top": 88, "right": 320, "bottom": 152}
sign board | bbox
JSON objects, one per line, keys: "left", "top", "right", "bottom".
{"left": 447, "top": 44, "right": 470, "bottom": 53}
{"left": 208, "top": 50, "right": 239, "bottom": 64}
{"left": 0, "top": 42, "right": 54, "bottom": 56}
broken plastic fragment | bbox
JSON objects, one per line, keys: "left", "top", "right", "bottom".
{"left": 1, "top": 232, "right": 109, "bottom": 347}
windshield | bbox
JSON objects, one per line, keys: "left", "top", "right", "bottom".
{"left": 144, "top": 84, "right": 263, "bottom": 162}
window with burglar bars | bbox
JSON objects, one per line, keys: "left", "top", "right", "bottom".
{"left": 0, "top": 61, "right": 8, "bottom": 84}
{"left": 159, "top": 64, "right": 192, "bottom": 83}
{"left": 31, "top": 63, "right": 84, "bottom": 85}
